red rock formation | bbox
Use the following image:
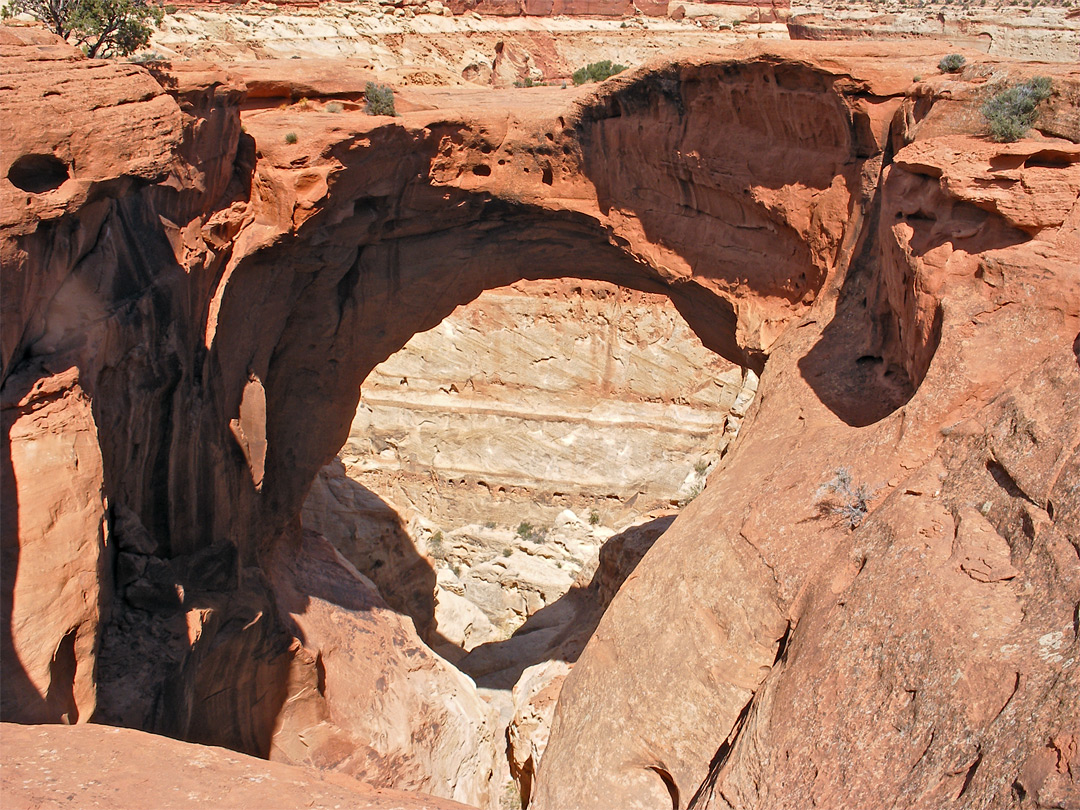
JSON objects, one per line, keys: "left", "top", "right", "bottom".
{"left": 0, "top": 722, "right": 474, "bottom": 809}
{"left": 2, "top": 27, "right": 1078, "bottom": 810}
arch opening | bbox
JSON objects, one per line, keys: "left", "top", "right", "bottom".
{"left": 301, "top": 276, "right": 758, "bottom": 667}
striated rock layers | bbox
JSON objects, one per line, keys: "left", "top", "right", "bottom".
{"left": 2, "top": 27, "right": 1079, "bottom": 810}
{"left": 335, "top": 278, "right": 755, "bottom": 529}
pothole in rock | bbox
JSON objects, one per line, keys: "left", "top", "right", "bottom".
{"left": 7, "top": 153, "right": 69, "bottom": 193}
{"left": 301, "top": 277, "right": 758, "bottom": 807}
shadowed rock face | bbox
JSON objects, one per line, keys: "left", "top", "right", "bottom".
{"left": 2, "top": 29, "right": 1078, "bottom": 810}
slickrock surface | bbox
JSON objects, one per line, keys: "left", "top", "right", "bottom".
{"left": 268, "top": 530, "right": 501, "bottom": 809}
{"left": 3, "top": 24, "right": 1079, "bottom": 810}
{"left": 0, "top": 723, "right": 476, "bottom": 809}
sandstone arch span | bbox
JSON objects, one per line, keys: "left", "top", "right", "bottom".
{"left": 4, "top": 32, "right": 1077, "bottom": 810}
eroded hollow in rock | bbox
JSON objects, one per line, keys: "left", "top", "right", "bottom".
{"left": 7, "top": 153, "right": 69, "bottom": 193}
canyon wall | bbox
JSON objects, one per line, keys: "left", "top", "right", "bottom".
{"left": 2, "top": 27, "right": 1078, "bottom": 810}
{"left": 334, "top": 278, "right": 755, "bottom": 528}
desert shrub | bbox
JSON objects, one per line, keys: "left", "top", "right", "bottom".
{"left": 571, "top": 60, "right": 627, "bottom": 86}
{"left": 284, "top": 132, "right": 298, "bottom": 144}
{"left": 938, "top": 53, "right": 966, "bottom": 73}
{"left": 678, "top": 481, "right": 703, "bottom": 508}
{"left": 819, "top": 468, "right": 876, "bottom": 529}
{"left": 588, "top": 511, "right": 600, "bottom": 526}
{"left": 515, "top": 521, "right": 547, "bottom": 542}
{"left": 501, "top": 548, "right": 512, "bottom": 558}
{"left": 364, "top": 81, "right": 396, "bottom": 116}
{"left": 981, "top": 76, "right": 1052, "bottom": 142}
{"left": 325, "top": 101, "right": 344, "bottom": 113}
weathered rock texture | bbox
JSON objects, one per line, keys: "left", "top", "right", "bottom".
{"left": 335, "top": 278, "right": 755, "bottom": 528}
{"left": 2, "top": 27, "right": 1078, "bottom": 810}
{"left": 788, "top": 2, "right": 1079, "bottom": 63}
{"left": 147, "top": 8, "right": 785, "bottom": 86}
{"left": 0, "top": 722, "right": 474, "bottom": 809}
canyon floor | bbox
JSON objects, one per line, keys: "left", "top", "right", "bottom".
{"left": 2, "top": 4, "right": 1079, "bottom": 810}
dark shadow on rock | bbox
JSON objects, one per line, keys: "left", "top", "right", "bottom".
{"left": 457, "top": 515, "right": 676, "bottom": 690}
{"left": 799, "top": 156, "right": 1030, "bottom": 427}
{"left": 0, "top": 370, "right": 49, "bottom": 723}
{"left": 302, "top": 458, "right": 439, "bottom": 640}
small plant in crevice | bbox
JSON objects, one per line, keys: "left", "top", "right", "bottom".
{"left": 589, "top": 511, "right": 601, "bottom": 526}
{"left": 364, "top": 81, "right": 396, "bottom": 116}
{"left": 938, "top": 53, "right": 966, "bottom": 73}
{"left": 501, "top": 547, "right": 512, "bottom": 558}
{"left": 678, "top": 480, "right": 704, "bottom": 508}
{"left": 981, "top": 76, "right": 1052, "bottom": 142}
{"left": 284, "top": 132, "right": 298, "bottom": 144}
{"left": 516, "top": 521, "right": 533, "bottom": 539}
{"left": 428, "top": 530, "right": 445, "bottom": 558}
{"left": 818, "top": 467, "right": 878, "bottom": 529}
{"left": 325, "top": 101, "right": 344, "bottom": 113}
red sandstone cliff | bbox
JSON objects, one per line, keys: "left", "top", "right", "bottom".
{"left": 2, "top": 28, "right": 1078, "bottom": 810}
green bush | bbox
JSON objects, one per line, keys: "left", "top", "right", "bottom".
{"left": 2, "top": 0, "right": 163, "bottom": 57}
{"left": 981, "top": 76, "right": 1052, "bottom": 142}
{"left": 284, "top": 132, "right": 298, "bottom": 144}
{"left": 938, "top": 53, "right": 966, "bottom": 73}
{"left": 571, "top": 60, "right": 627, "bottom": 86}
{"left": 364, "top": 82, "right": 396, "bottom": 117}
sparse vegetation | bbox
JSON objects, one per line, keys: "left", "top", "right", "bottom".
{"left": 571, "top": 60, "right": 627, "bottom": 86}
{"left": 938, "top": 53, "right": 966, "bottom": 73}
{"left": 513, "top": 76, "right": 542, "bottom": 88}
{"left": 284, "top": 132, "right": 298, "bottom": 144}
{"left": 515, "top": 521, "right": 547, "bottom": 542}
{"left": 678, "top": 481, "right": 704, "bottom": 508}
{"left": 501, "top": 548, "right": 512, "bottom": 558}
{"left": 588, "top": 511, "right": 600, "bottom": 526}
{"left": 2, "top": 0, "right": 164, "bottom": 57}
{"left": 129, "top": 50, "right": 166, "bottom": 63}
{"left": 981, "top": 76, "right": 1053, "bottom": 142}
{"left": 429, "top": 530, "right": 445, "bottom": 558}
{"left": 484, "top": 520, "right": 497, "bottom": 529}
{"left": 364, "top": 81, "right": 396, "bottom": 116}
{"left": 694, "top": 459, "right": 711, "bottom": 477}
{"left": 325, "top": 101, "right": 344, "bottom": 113}
{"left": 818, "top": 468, "right": 877, "bottom": 529}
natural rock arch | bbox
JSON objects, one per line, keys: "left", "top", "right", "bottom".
{"left": 7, "top": 35, "right": 1072, "bottom": 810}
